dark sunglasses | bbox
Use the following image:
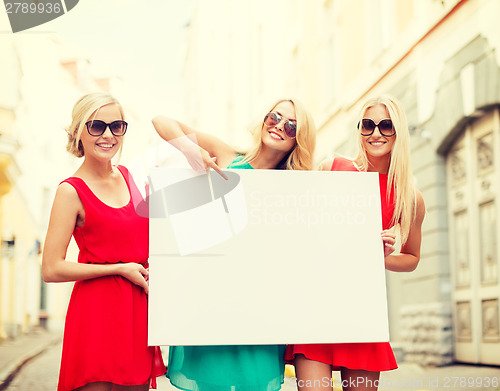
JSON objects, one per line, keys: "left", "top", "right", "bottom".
{"left": 264, "top": 112, "right": 297, "bottom": 139}
{"left": 85, "top": 120, "right": 128, "bottom": 137}
{"left": 359, "top": 118, "right": 395, "bottom": 137}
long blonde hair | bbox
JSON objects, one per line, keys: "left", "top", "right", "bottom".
{"left": 353, "top": 95, "right": 416, "bottom": 244}
{"left": 66, "top": 92, "right": 125, "bottom": 158}
{"left": 242, "top": 98, "right": 316, "bottom": 170}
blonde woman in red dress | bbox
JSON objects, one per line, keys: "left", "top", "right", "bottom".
{"left": 286, "top": 95, "right": 426, "bottom": 391}
{"left": 42, "top": 92, "right": 165, "bottom": 391}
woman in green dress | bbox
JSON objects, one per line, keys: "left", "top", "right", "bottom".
{"left": 152, "top": 98, "right": 317, "bottom": 391}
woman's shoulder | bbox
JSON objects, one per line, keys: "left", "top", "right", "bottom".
{"left": 59, "top": 172, "right": 84, "bottom": 190}
{"left": 58, "top": 180, "right": 79, "bottom": 194}
{"left": 227, "top": 153, "right": 252, "bottom": 168}
{"left": 318, "top": 156, "right": 358, "bottom": 171}
{"left": 318, "top": 157, "right": 334, "bottom": 171}
{"left": 54, "top": 181, "right": 83, "bottom": 211}
{"left": 116, "top": 164, "right": 129, "bottom": 174}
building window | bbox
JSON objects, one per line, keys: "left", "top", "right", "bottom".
{"left": 365, "top": 0, "right": 394, "bottom": 62}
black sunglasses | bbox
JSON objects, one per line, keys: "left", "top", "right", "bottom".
{"left": 358, "top": 118, "right": 395, "bottom": 137}
{"left": 85, "top": 120, "right": 128, "bottom": 137}
{"left": 264, "top": 112, "right": 297, "bottom": 139}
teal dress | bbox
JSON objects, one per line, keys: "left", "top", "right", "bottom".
{"left": 166, "top": 155, "right": 286, "bottom": 391}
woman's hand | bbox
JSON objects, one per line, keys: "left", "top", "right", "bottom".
{"left": 118, "top": 263, "right": 150, "bottom": 294}
{"left": 190, "top": 146, "right": 228, "bottom": 180}
{"left": 381, "top": 229, "right": 396, "bottom": 258}
{"left": 171, "top": 138, "right": 228, "bottom": 180}
{"left": 385, "top": 191, "right": 426, "bottom": 272}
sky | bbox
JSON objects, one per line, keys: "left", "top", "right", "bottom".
{"left": 1, "top": 0, "right": 196, "bottom": 117}
{"left": 0, "top": 0, "right": 198, "bottom": 217}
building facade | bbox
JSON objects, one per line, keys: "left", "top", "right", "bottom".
{"left": 0, "top": 36, "right": 23, "bottom": 339}
{"left": 0, "top": 33, "right": 89, "bottom": 338}
{"left": 0, "top": 26, "right": 171, "bottom": 340}
{"left": 183, "top": 0, "right": 500, "bottom": 365}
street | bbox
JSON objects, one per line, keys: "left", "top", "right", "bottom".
{"left": 4, "top": 341, "right": 297, "bottom": 391}
{"left": 5, "top": 340, "right": 60, "bottom": 390}
{"left": 5, "top": 339, "right": 500, "bottom": 391}
{"left": 3, "top": 341, "right": 181, "bottom": 391}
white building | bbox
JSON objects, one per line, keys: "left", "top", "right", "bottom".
{"left": 182, "top": 0, "right": 500, "bottom": 365}
{"left": 0, "top": 32, "right": 158, "bottom": 337}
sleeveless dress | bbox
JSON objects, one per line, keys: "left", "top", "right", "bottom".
{"left": 58, "top": 165, "right": 165, "bottom": 391}
{"left": 284, "top": 157, "right": 398, "bottom": 371}
{"left": 167, "top": 155, "right": 285, "bottom": 391}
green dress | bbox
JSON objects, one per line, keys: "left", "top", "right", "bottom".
{"left": 166, "top": 155, "right": 286, "bottom": 391}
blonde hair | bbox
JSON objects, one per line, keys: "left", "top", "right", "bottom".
{"left": 353, "top": 95, "right": 416, "bottom": 244}
{"left": 242, "top": 98, "right": 316, "bottom": 170}
{"left": 66, "top": 92, "right": 125, "bottom": 158}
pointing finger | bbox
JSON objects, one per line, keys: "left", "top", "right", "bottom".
{"left": 209, "top": 161, "right": 228, "bottom": 180}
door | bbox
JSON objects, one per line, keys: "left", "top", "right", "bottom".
{"left": 447, "top": 109, "right": 500, "bottom": 364}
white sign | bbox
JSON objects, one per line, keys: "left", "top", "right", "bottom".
{"left": 148, "top": 169, "right": 389, "bottom": 346}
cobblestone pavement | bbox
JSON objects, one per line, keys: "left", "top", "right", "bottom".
{"left": 3, "top": 336, "right": 500, "bottom": 391}
{"left": 5, "top": 340, "right": 61, "bottom": 390}
{"left": 3, "top": 340, "right": 296, "bottom": 391}
{"left": 3, "top": 340, "right": 182, "bottom": 391}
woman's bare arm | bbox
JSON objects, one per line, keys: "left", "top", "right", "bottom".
{"left": 42, "top": 183, "right": 149, "bottom": 292}
{"left": 384, "top": 190, "right": 426, "bottom": 272}
{"left": 152, "top": 115, "right": 238, "bottom": 176}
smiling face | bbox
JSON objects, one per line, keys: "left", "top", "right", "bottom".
{"left": 80, "top": 103, "right": 124, "bottom": 162}
{"left": 360, "top": 104, "right": 396, "bottom": 171}
{"left": 260, "top": 100, "right": 297, "bottom": 153}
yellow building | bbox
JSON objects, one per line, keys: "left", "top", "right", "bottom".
{"left": 0, "top": 28, "right": 167, "bottom": 340}
{"left": 0, "top": 34, "right": 97, "bottom": 338}
{"left": 0, "top": 35, "right": 26, "bottom": 339}
{"left": 183, "top": 0, "right": 500, "bottom": 365}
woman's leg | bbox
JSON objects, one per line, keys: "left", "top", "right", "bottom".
{"left": 295, "top": 353, "right": 333, "bottom": 391}
{"left": 112, "top": 384, "right": 149, "bottom": 391}
{"left": 74, "top": 381, "right": 149, "bottom": 391}
{"left": 75, "top": 382, "right": 113, "bottom": 391}
{"left": 340, "top": 368, "right": 380, "bottom": 391}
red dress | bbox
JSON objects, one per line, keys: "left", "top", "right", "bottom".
{"left": 285, "top": 157, "right": 398, "bottom": 371}
{"left": 58, "top": 165, "right": 165, "bottom": 390}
